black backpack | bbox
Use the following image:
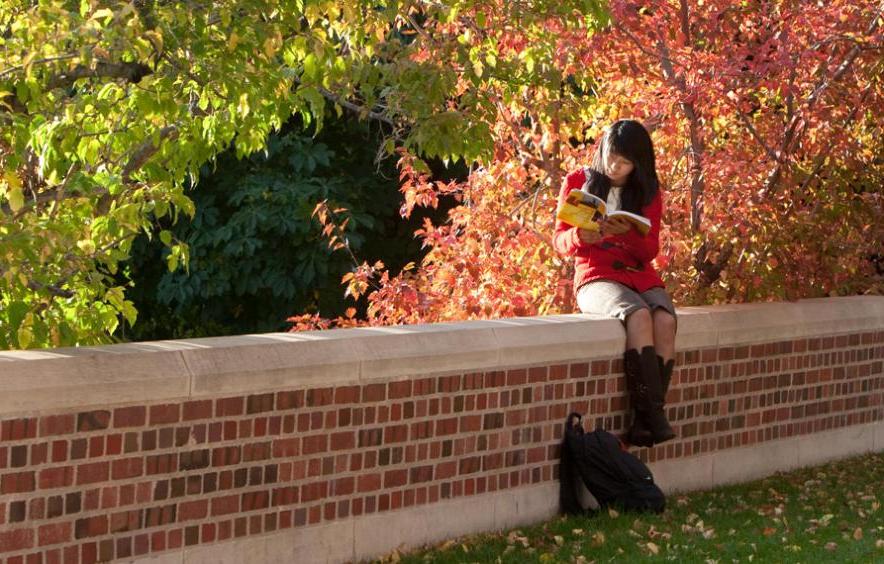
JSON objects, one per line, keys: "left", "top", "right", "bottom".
{"left": 559, "top": 412, "right": 665, "bottom": 515}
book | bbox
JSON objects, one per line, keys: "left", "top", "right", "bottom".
{"left": 556, "top": 189, "right": 651, "bottom": 236}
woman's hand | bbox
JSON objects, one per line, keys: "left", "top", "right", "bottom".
{"left": 577, "top": 228, "right": 602, "bottom": 244}
{"left": 600, "top": 217, "right": 631, "bottom": 237}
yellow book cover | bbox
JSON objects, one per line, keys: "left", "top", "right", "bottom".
{"left": 556, "top": 190, "right": 651, "bottom": 236}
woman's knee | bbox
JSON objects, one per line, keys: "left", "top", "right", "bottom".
{"left": 652, "top": 310, "right": 677, "bottom": 334}
{"left": 625, "top": 307, "right": 652, "bottom": 328}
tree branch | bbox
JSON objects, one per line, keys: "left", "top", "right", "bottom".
{"left": 121, "top": 125, "right": 179, "bottom": 182}
{"left": 656, "top": 36, "right": 705, "bottom": 233}
{"left": 0, "top": 54, "right": 77, "bottom": 79}
{"left": 293, "top": 77, "right": 396, "bottom": 127}
{"left": 46, "top": 61, "right": 152, "bottom": 90}
{"left": 737, "top": 112, "right": 782, "bottom": 164}
{"left": 762, "top": 1, "right": 884, "bottom": 195}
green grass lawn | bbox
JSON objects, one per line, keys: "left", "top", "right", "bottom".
{"left": 380, "top": 451, "right": 883, "bottom": 563}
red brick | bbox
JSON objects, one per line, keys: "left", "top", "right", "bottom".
{"left": 40, "top": 415, "right": 74, "bottom": 437}
{"left": 76, "top": 462, "right": 109, "bottom": 485}
{"left": 241, "top": 491, "right": 270, "bottom": 511}
{"left": 276, "top": 390, "right": 304, "bottom": 410}
{"left": 362, "top": 384, "right": 386, "bottom": 402}
{"left": 306, "top": 387, "right": 334, "bottom": 407}
{"left": 272, "top": 438, "right": 300, "bottom": 458}
{"left": 179, "top": 499, "right": 208, "bottom": 521}
{"left": 302, "top": 435, "right": 327, "bottom": 455}
{"left": 29, "top": 497, "right": 45, "bottom": 520}
{"left": 271, "top": 486, "right": 299, "bottom": 506}
{"left": 211, "top": 446, "right": 241, "bottom": 467}
{"left": 435, "top": 418, "right": 458, "bottom": 436}
{"left": 75, "top": 515, "right": 108, "bottom": 539}
{"left": 38, "top": 522, "right": 71, "bottom": 547}
{"left": 506, "top": 369, "right": 527, "bottom": 386}
{"left": 149, "top": 404, "right": 181, "bottom": 425}
{"left": 112, "top": 406, "right": 146, "bottom": 428}
{"left": 300, "top": 482, "right": 328, "bottom": 502}
{"left": 211, "top": 495, "right": 239, "bottom": 516}
{"left": 388, "top": 381, "right": 412, "bottom": 399}
{"left": 77, "top": 410, "right": 110, "bottom": 432}
{"left": 2, "top": 418, "right": 37, "bottom": 441}
{"left": 357, "top": 473, "right": 381, "bottom": 493}
{"left": 334, "top": 386, "right": 360, "bottom": 404}
{"left": 590, "top": 360, "right": 610, "bottom": 376}
{"left": 358, "top": 428, "right": 382, "bottom": 447}
{"left": 243, "top": 442, "right": 271, "bottom": 462}
{"left": 330, "top": 431, "right": 355, "bottom": 451}
{"left": 247, "top": 393, "right": 275, "bottom": 414}
{"left": 182, "top": 400, "right": 213, "bottom": 421}
{"left": 144, "top": 505, "right": 176, "bottom": 527}
{"left": 384, "top": 424, "right": 409, "bottom": 443}
{"left": 111, "top": 457, "right": 144, "bottom": 480}
{"left": 384, "top": 469, "right": 408, "bottom": 488}
{"left": 39, "top": 466, "right": 74, "bottom": 490}
{"left": 528, "top": 366, "right": 548, "bottom": 383}
{"left": 9, "top": 444, "right": 27, "bottom": 467}
{"left": 1, "top": 471, "right": 35, "bottom": 494}
{"left": 459, "top": 415, "right": 482, "bottom": 433}
{"left": 0, "top": 528, "right": 34, "bottom": 552}
{"left": 88, "top": 436, "right": 104, "bottom": 458}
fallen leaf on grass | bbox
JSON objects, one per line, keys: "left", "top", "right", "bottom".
{"left": 608, "top": 508, "right": 620, "bottom": 518}
{"left": 853, "top": 527, "right": 863, "bottom": 540}
{"left": 825, "top": 542, "right": 838, "bottom": 551}
{"left": 875, "top": 539, "right": 884, "bottom": 548}
{"left": 554, "top": 535, "right": 564, "bottom": 546}
{"left": 592, "top": 531, "right": 606, "bottom": 547}
{"left": 572, "top": 529, "right": 584, "bottom": 536}
{"left": 762, "top": 527, "right": 776, "bottom": 537}
{"left": 646, "top": 542, "right": 659, "bottom": 555}
{"left": 438, "top": 540, "right": 456, "bottom": 551}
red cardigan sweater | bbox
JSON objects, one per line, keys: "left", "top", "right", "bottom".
{"left": 553, "top": 168, "right": 664, "bottom": 294}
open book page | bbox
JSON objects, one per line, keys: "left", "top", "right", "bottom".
{"left": 607, "top": 210, "right": 651, "bottom": 236}
{"left": 556, "top": 190, "right": 607, "bottom": 232}
{"left": 556, "top": 189, "right": 651, "bottom": 235}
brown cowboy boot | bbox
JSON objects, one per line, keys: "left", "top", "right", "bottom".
{"left": 624, "top": 347, "right": 675, "bottom": 446}
{"left": 626, "top": 355, "right": 675, "bottom": 447}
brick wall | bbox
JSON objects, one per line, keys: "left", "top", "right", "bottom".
{"left": 0, "top": 297, "right": 883, "bottom": 563}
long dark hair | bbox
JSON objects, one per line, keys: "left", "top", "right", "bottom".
{"left": 582, "top": 120, "right": 659, "bottom": 214}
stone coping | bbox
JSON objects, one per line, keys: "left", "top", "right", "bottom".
{"left": 0, "top": 296, "right": 882, "bottom": 415}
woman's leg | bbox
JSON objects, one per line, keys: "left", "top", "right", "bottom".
{"left": 651, "top": 309, "right": 676, "bottom": 362}
{"left": 625, "top": 307, "right": 654, "bottom": 351}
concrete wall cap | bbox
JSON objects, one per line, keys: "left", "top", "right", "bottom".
{"left": 0, "top": 296, "right": 881, "bottom": 414}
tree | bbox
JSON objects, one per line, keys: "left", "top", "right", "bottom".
{"left": 0, "top": 0, "right": 608, "bottom": 348}
{"left": 296, "top": 0, "right": 883, "bottom": 330}
{"left": 122, "top": 116, "right": 433, "bottom": 340}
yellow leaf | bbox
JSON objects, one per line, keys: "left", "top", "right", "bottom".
{"left": 608, "top": 508, "right": 620, "bottom": 518}
{"left": 77, "top": 239, "right": 95, "bottom": 254}
{"left": 144, "top": 30, "right": 164, "bottom": 53}
{"left": 264, "top": 37, "right": 279, "bottom": 58}
{"left": 592, "top": 531, "right": 605, "bottom": 546}
{"left": 17, "top": 313, "right": 34, "bottom": 349}
{"left": 554, "top": 535, "right": 564, "bottom": 546}
{"left": 92, "top": 8, "right": 113, "bottom": 20}
{"left": 3, "top": 171, "right": 24, "bottom": 212}
{"left": 228, "top": 31, "right": 240, "bottom": 51}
